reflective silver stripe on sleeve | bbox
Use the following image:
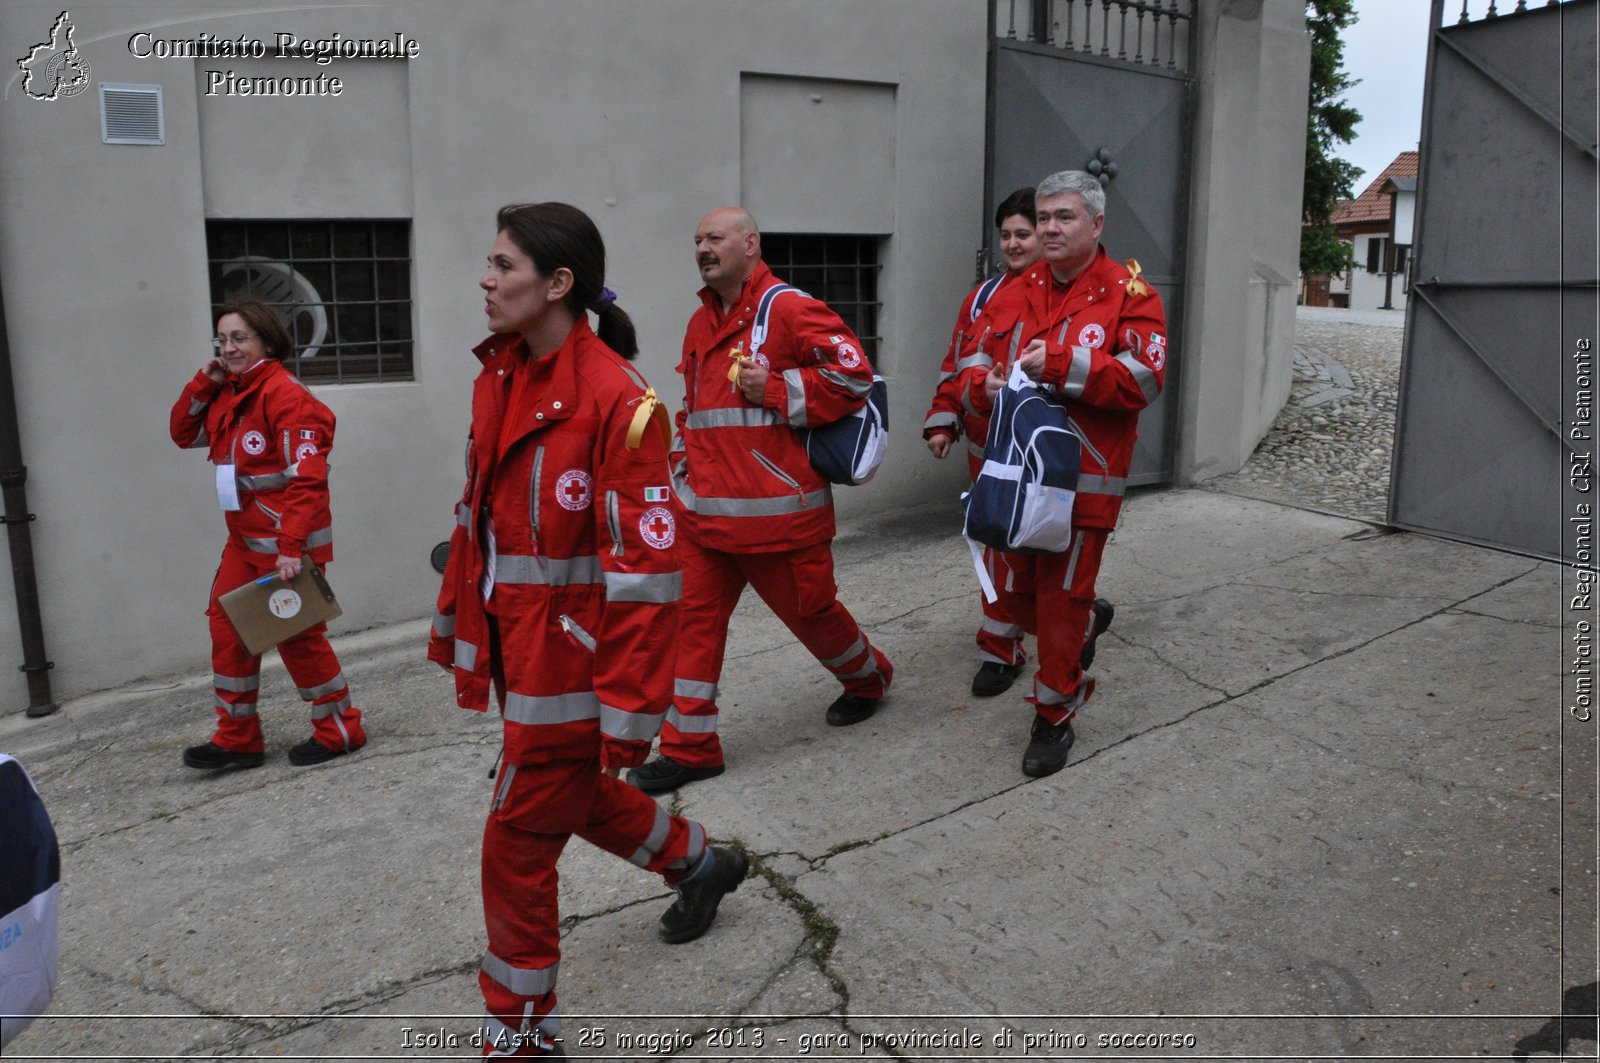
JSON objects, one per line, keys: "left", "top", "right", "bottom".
{"left": 1116, "top": 351, "right": 1162, "bottom": 403}
{"left": 955, "top": 352, "right": 993, "bottom": 373}
{"left": 242, "top": 536, "right": 278, "bottom": 553}
{"left": 961, "top": 379, "right": 984, "bottom": 418}
{"left": 188, "top": 398, "right": 209, "bottom": 417}
{"left": 213, "top": 672, "right": 260, "bottom": 693}
{"left": 1061, "top": 346, "right": 1093, "bottom": 398}
{"left": 783, "top": 368, "right": 808, "bottom": 427}
{"left": 455, "top": 640, "right": 478, "bottom": 672}
{"left": 603, "top": 570, "right": 682, "bottom": 603}
{"left": 503, "top": 690, "right": 601, "bottom": 726}
{"left": 627, "top": 806, "right": 674, "bottom": 868}
{"left": 432, "top": 611, "right": 455, "bottom": 638}
{"left": 923, "top": 411, "right": 959, "bottom": 431}
{"left": 236, "top": 466, "right": 298, "bottom": 492}
{"left": 600, "top": 703, "right": 662, "bottom": 743}
{"left": 821, "top": 636, "right": 866, "bottom": 670}
{"left": 666, "top": 705, "right": 719, "bottom": 733}
{"left": 297, "top": 673, "right": 348, "bottom": 700}
{"left": 456, "top": 502, "right": 471, "bottom": 528}
{"left": 1076, "top": 475, "right": 1127, "bottom": 497}
{"left": 674, "top": 677, "right": 718, "bottom": 702}
{"left": 493, "top": 554, "right": 603, "bottom": 587}
{"left": 309, "top": 694, "right": 354, "bottom": 719}
{"left": 189, "top": 427, "right": 208, "bottom": 448}
{"left": 240, "top": 525, "right": 333, "bottom": 555}
{"left": 686, "top": 407, "right": 785, "bottom": 429}
{"left": 686, "top": 488, "right": 831, "bottom": 517}
{"left": 819, "top": 368, "right": 872, "bottom": 398}
{"left": 481, "top": 951, "right": 559, "bottom": 997}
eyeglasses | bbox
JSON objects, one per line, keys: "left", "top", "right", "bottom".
{"left": 212, "top": 331, "right": 259, "bottom": 350}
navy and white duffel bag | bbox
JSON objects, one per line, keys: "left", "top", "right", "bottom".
{"left": 962, "top": 364, "right": 1080, "bottom": 599}
{"left": 749, "top": 284, "right": 889, "bottom": 486}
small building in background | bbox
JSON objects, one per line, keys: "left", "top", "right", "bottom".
{"left": 1311, "top": 151, "right": 1419, "bottom": 310}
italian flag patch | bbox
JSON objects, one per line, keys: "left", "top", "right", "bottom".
{"left": 644, "top": 486, "right": 670, "bottom": 503}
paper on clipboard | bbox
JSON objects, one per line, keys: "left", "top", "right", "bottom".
{"left": 218, "top": 557, "right": 342, "bottom": 656}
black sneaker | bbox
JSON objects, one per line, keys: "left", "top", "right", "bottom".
{"left": 659, "top": 845, "right": 749, "bottom": 944}
{"left": 1021, "top": 716, "right": 1075, "bottom": 777}
{"left": 825, "top": 693, "right": 881, "bottom": 727}
{"left": 288, "top": 737, "right": 364, "bottom": 767}
{"left": 971, "top": 661, "right": 1021, "bottom": 697}
{"left": 1079, "top": 598, "right": 1116, "bottom": 670}
{"left": 182, "top": 742, "right": 264, "bottom": 771}
{"left": 626, "top": 755, "right": 725, "bottom": 794}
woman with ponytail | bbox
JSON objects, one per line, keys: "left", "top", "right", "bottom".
{"left": 427, "top": 203, "right": 745, "bottom": 1057}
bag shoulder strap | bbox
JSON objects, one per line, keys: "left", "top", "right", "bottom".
{"left": 969, "top": 275, "right": 1006, "bottom": 323}
{"left": 750, "top": 284, "right": 805, "bottom": 360}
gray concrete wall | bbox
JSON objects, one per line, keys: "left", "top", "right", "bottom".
{"left": 0, "top": 0, "right": 986, "bottom": 704}
{"left": 1178, "top": 0, "right": 1311, "bottom": 484}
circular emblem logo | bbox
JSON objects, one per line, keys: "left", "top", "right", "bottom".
{"left": 1145, "top": 337, "right": 1167, "bottom": 371}
{"left": 836, "top": 341, "right": 863, "bottom": 369}
{"left": 555, "top": 469, "right": 593, "bottom": 512}
{"left": 1078, "top": 324, "right": 1105, "bottom": 349}
{"left": 268, "top": 589, "right": 303, "bottom": 619}
{"left": 295, "top": 442, "right": 319, "bottom": 462}
{"left": 639, "top": 506, "right": 675, "bottom": 550}
{"left": 242, "top": 430, "right": 267, "bottom": 455}
{"left": 46, "top": 51, "right": 92, "bottom": 98}
{"left": 752, "top": 352, "right": 772, "bottom": 371}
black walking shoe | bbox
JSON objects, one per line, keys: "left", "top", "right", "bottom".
{"left": 182, "top": 742, "right": 264, "bottom": 771}
{"left": 660, "top": 845, "right": 749, "bottom": 944}
{"left": 288, "top": 737, "right": 365, "bottom": 767}
{"left": 626, "top": 755, "right": 725, "bottom": 793}
{"left": 825, "top": 693, "right": 881, "bottom": 727}
{"left": 1021, "top": 716, "right": 1076, "bottom": 778}
{"left": 971, "top": 661, "right": 1022, "bottom": 697}
{"left": 1079, "top": 598, "right": 1116, "bottom": 670}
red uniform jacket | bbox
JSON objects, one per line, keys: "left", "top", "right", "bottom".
{"left": 672, "top": 261, "right": 875, "bottom": 553}
{"left": 428, "top": 320, "right": 680, "bottom": 770}
{"left": 169, "top": 359, "right": 335, "bottom": 563}
{"left": 923, "top": 270, "right": 1024, "bottom": 479}
{"left": 964, "top": 247, "right": 1169, "bottom": 530}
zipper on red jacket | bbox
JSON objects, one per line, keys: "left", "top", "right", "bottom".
{"left": 750, "top": 448, "right": 807, "bottom": 507}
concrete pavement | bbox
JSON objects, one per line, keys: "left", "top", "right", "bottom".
{"left": 1, "top": 487, "right": 1592, "bottom": 1061}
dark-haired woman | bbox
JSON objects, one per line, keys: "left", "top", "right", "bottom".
{"left": 169, "top": 299, "right": 367, "bottom": 770}
{"left": 428, "top": 203, "right": 745, "bottom": 1058}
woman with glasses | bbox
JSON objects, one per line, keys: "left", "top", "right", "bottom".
{"left": 168, "top": 298, "right": 367, "bottom": 771}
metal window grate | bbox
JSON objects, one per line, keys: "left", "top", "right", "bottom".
{"left": 994, "top": 0, "right": 1194, "bottom": 73}
{"left": 100, "top": 83, "right": 164, "bottom": 144}
{"left": 761, "top": 234, "right": 883, "bottom": 367}
{"left": 206, "top": 219, "right": 414, "bottom": 384}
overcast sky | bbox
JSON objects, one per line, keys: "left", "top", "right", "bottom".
{"left": 1330, "top": 0, "right": 1434, "bottom": 196}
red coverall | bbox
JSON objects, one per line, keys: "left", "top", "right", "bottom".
{"left": 428, "top": 321, "right": 707, "bottom": 1056}
{"left": 922, "top": 271, "right": 1030, "bottom": 669}
{"left": 961, "top": 247, "right": 1168, "bottom": 724}
{"left": 661, "top": 261, "right": 892, "bottom": 768}
{"left": 169, "top": 359, "right": 365, "bottom": 756}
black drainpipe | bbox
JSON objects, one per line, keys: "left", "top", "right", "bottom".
{"left": 0, "top": 270, "right": 59, "bottom": 717}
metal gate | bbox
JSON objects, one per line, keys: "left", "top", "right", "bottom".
{"left": 1390, "top": 0, "right": 1599, "bottom": 560}
{"left": 985, "top": 0, "right": 1195, "bottom": 485}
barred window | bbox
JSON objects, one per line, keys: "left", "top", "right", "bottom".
{"left": 761, "top": 234, "right": 883, "bottom": 366}
{"left": 206, "top": 219, "right": 414, "bottom": 383}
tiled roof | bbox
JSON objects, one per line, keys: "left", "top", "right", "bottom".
{"left": 1333, "top": 151, "right": 1419, "bottom": 227}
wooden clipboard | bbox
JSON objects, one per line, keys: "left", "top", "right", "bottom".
{"left": 218, "top": 557, "right": 342, "bottom": 655}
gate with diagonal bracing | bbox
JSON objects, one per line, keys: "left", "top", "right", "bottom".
{"left": 985, "top": 0, "right": 1195, "bottom": 486}
{"left": 1390, "top": 0, "right": 1599, "bottom": 561}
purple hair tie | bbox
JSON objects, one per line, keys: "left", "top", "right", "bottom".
{"left": 590, "top": 287, "right": 617, "bottom": 312}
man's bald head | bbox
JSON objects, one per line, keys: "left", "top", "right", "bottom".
{"left": 694, "top": 206, "right": 762, "bottom": 305}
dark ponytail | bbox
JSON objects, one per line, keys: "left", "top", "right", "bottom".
{"left": 495, "top": 202, "right": 639, "bottom": 360}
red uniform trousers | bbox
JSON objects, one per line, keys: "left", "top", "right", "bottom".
{"left": 204, "top": 543, "right": 365, "bottom": 755}
{"left": 990, "top": 528, "right": 1109, "bottom": 725}
{"left": 479, "top": 756, "right": 707, "bottom": 1057}
{"left": 660, "top": 536, "right": 892, "bottom": 768}
{"left": 966, "top": 450, "right": 1028, "bottom": 668}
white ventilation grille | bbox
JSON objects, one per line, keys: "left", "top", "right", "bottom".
{"left": 99, "top": 83, "right": 164, "bottom": 145}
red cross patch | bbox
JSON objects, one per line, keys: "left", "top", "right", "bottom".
{"left": 1078, "top": 324, "right": 1105, "bottom": 349}
{"left": 640, "top": 505, "right": 675, "bottom": 549}
{"left": 241, "top": 430, "right": 267, "bottom": 455}
{"left": 295, "top": 442, "right": 319, "bottom": 462}
{"left": 835, "top": 341, "right": 863, "bottom": 369}
{"left": 555, "top": 469, "right": 593, "bottom": 511}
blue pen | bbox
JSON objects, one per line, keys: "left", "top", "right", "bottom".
{"left": 254, "top": 573, "right": 279, "bottom": 586}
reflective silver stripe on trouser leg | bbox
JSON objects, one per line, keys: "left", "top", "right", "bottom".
{"left": 482, "top": 1009, "right": 561, "bottom": 1056}
{"left": 214, "top": 693, "right": 258, "bottom": 719}
{"left": 480, "top": 950, "right": 559, "bottom": 998}
{"left": 627, "top": 805, "right": 674, "bottom": 868}
{"left": 664, "top": 820, "right": 707, "bottom": 875}
{"left": 667, "top": 677, "right": 719, "bottom": 734}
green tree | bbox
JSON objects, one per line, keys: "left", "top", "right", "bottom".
{"left": 1301, "top": 0, "right": 1364, "bottom": 277}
